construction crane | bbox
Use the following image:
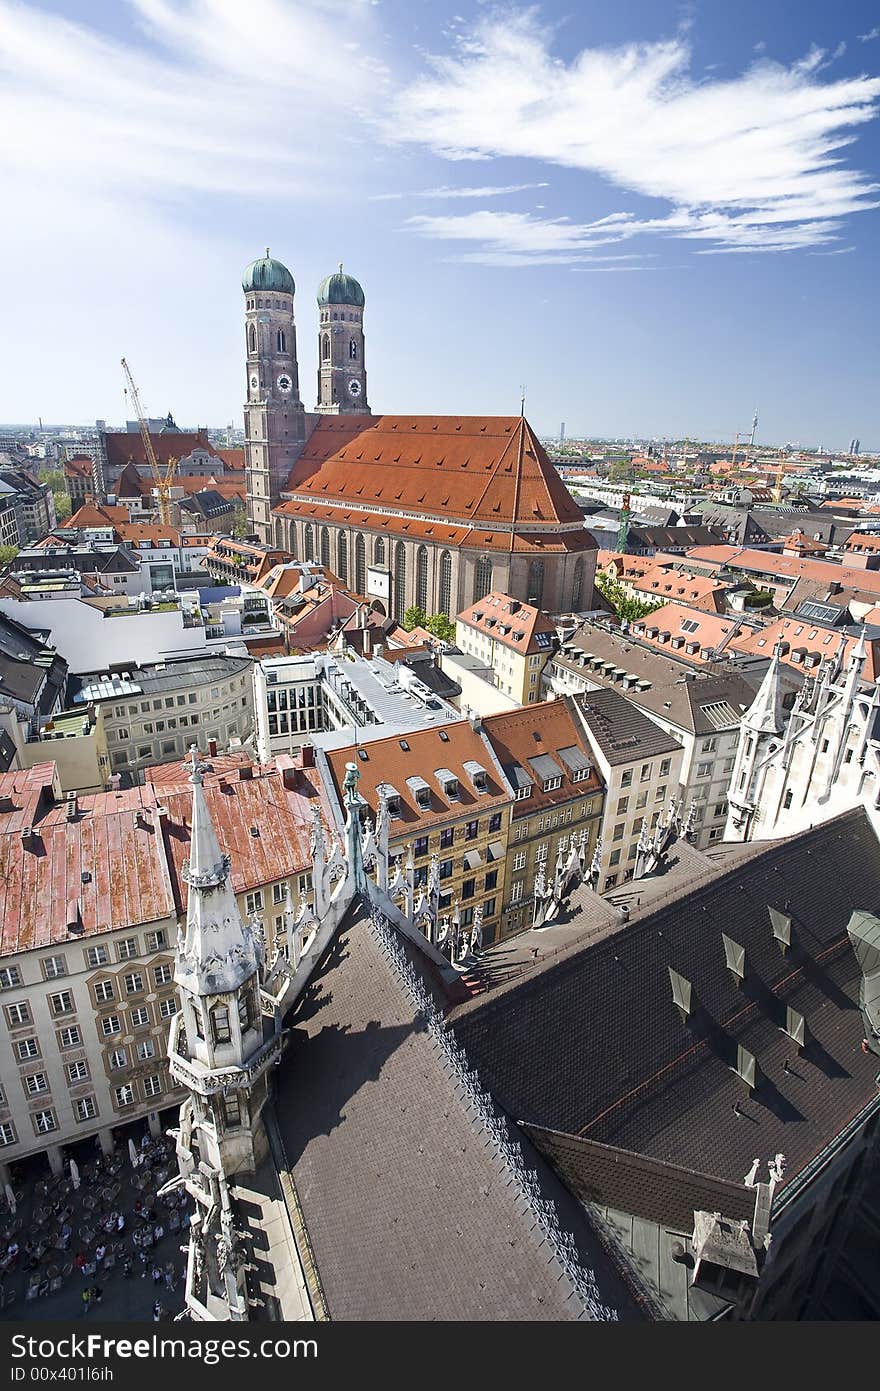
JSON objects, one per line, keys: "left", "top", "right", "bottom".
{"left": 120, "top": 357, "right": 177, "bottom": 526}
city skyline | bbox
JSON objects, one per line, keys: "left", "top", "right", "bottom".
{"left": 1, "top": 0, "right": 879, "bottom": 446}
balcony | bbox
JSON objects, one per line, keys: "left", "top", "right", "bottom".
{"left": 167, "top": 1012, "right": 282, "bottom": 1097}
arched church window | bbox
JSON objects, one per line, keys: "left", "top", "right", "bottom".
{"left": 374, "top": 537, "right": 385, "bottom": 566}
{"left": 474, "top": 555, "right": 492, "bottom": 602}
{"left": 393, "top": 542, "right": 406, "bottom": 622}
{"left": 304, "top": 523, "right": 314, "bottom": 561}
{"left": 320, "top": 527, "right": 331, "bottom": 568}
{"left": 349, "top": 339, "right": 358, "bottom": 360}
{"left": 527, "top": 560, "right": 545, "bottom": 607}
{"left": 416, "top": 545, "right": 429, "bottom": 612}
{"left": 439, "top": 551, "right": 452, "bottom": 617}
{"left": 321, "top": 334, "right": 330, "bottom": 362}
{"left": 277, "top": 329, "right": 286, "bottom": 353}
{"left": 210, "top": 1004, "right": 231, "bottom": 1045}
{"left": 572, "top": 558, "right": 584, "bottom": 610}
{"left": 248, "top": 323, "right": 256, "bottom": 353}
{"left": 355, "top": 534, "right": 366, "bottom": 595}
{"left": 338, "top": 532, "right": 348, "bottom": 583}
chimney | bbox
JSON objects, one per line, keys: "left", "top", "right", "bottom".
{"left": 301, "top": 743, "right": 315, "bottom": 769}
{"left": 469, "top": 710, "right": 482, "bottom": 733}
{"left": 208, "top": 738, "right": 218, "bottom": 757}
{"left": 373, "top": 643, "right": 384, "bottom": 660}
{"left": 239, "top": 765, "right": 253, "bottom": 781}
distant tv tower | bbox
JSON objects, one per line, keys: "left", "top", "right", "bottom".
{"left": 750, "top": 410, "right": 758, "bottom": 450}
{"left": 559, "top": 421, "right": 566, "bottom": 443}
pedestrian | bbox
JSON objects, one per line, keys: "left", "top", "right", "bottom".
{"left": 91, "top": 1285, "right": 103, "bottom": 1306}
{"left": 152, "top": 1300, "right": 163, "bottom": 1322}
{"left": 95, "top": 1244, "right": 106, "bottom": 1264}
{"left": 116, "top": 1214, "right": 125, "bottom": 1233}
{"left": 81, "top": 1288, "right": 91, "bottom": 1316}
{"left": 74, "top": 1251, "right": 86, "bottom": 1275}
{"left": 122, "top": 1255, "right": 132, "bottom": 1279}
{"left": 153, "top": 1222, "right": 164, "bottom": 1243}
{"left": 138, "top": 1250, "right": 150, "bottom": 1278}
{"left": 163, "top": 1262, "right": 175, "bottom": 1290}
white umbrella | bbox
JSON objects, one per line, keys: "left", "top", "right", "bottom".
{"left": 4, "top": 1182, "right": 15, "bottom": 1215}
{"left": 128, "top": 1138, "right": 140, "bottom": 1169}
{"left": 69, "top": 1159, "right": 80, "bottom": 1191}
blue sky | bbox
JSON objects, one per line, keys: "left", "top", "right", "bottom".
{"left": 1, "top": 0, "right": 879, "bottom": 447}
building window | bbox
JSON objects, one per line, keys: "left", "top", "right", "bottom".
{"left": 118, "top": 936, "right": 141, "bottom": 961}
{"left": 109, "top": 1048, "right": 127, "bottom": 1070}
{"left": 17, "top": 1038, "right": 39, "bottom": 1060}
{"left": 74, "top": 1097, "right": 97, "bottom": 1122}
{"left": 130, "top": 1007, "right": 150, "bottom": 1029}
{"left": 66, "top": 1060, "right": 89, "bottom": 1083}
{"left": 114, "top": 1086, "right": 135, "bottom": 1108}
{"left": 513, "top": 851, "right": 526, "bottom": 871}
{"left": 462, "top": 879, "right": 476, "bottom": 900}
{"left": 571, "top": 558, "right": 584, "bottom": 610}
{"left": 374, "top": 536, "right": 385, "bottom": 566}
{"left": 394, "top": 542, "right": 407, "bottom": 623}
{"left": 50, "top": 991, "right": 74, "bottom": 1016}
{"left": 438, "top": 551, "right": 452, "bottom": 617}
{"left": 101, "top": 1015, "right": 121, "bottom": 1037}
{"left": 439, "top": 858, "right": 454, "bottom": 880}
{"left": 659, "top": 758, "right": 671, "bottom": 776}
{"left": 85, "top": 945, "right": 108, "bottom": 968}
{"left": 485, "top": 870, "right": 498, "bottom": 891}
{"left": 465, "top": 820, "right": 479, "bottom": 841}
{"left": 609, "top": 849, "right": 621, "bottom": 866}
{"left": 58, "top": 1027, "right": 81, "bottom": 1049}
{"left": 224, "top": 1094, "right": 242, "bottom": 1128}
{"left": 6, "top": 1002, "right": 30, "bottom": 1026}
{"left": 355, "top": 533, "right": 366, "bottom": 595}
{"left": 143, "top": 1075, "right": 162, "bottom": 1099}
{"left": 137, "top": 1039, "right": 156, "bottom": 1061}
{"left": 0, "top": 1122, "right": 17, "bottom": 1147}
{"left": 211, "top": 1005, "right": 231, "bottom": 1044}
{"left": 277, "top": 329, "right": 286, "bottom": 353}
{"left": 25, "top": 1073, "right": 49, "bottom": 1096}
{"left": 34, "top": 1110, "right": 58, "bottom": 1135}
{"left": 0, "top": 966, "right": 21, "bottom": 989}
{"left": 158, "top": 997, "right": 177, "bottom": 1020}
{"left": 124, "top": 972, "right": 144, "bottom": 995}
{"left": 320, "top": 526, "right": 330, "bottom": 568}
{"left": 338, "top": 531, "right": 348, "bottom": 583}
{"left": 784, "top": 789, "right": 794, "bottom": 809}
{"left": 304, "top": 522, "right": 314, "bottom": 561}
{"left": 94, "top": 980, "right": 114, "bottom": 1004}
{"left": 414, "top": 836, "right": 429, "bottom": 858}
{"left": 321, "top": 332, "right": 330, "bottom": 361}
{"left": 153, "top": 964, "right": 173, "bottom": 986}
{"left": 146, "top": 931, "right": 167, "bottom": 952}
{"left": 473, "top": 555, "right": 492, "bottom": 603}
{"left": 349, "top": 338, "right": 358, "bottom": 360}
{"left": 416, "top": 545, "right": 429, "bottom": 612}
{"left": 440, "top": 827, "right": 454, "bottom": 849}
{"left": 527, "top": 561, "right": 545, "bottom": 607}
{"left": 620, "top": 770, "right": 633, "bottom": 788}
{"left": 245, "top": 891, "right": 264, "bottom": 915}
{"left": 510, "top": 881, "right": 523, "bottom": 903}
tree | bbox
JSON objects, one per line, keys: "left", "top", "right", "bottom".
{"left": 402, "top": 605, "right": 427, "bottom": 631}
{"left": 0, "top": 545, "right": 19, "bottom": 569}
{"left": 229, "top": 503, "right": 249, "bottom": 539}
{"left": 53, "top": 492, "right": 71, "bottom": 521}
{"left": 594, "top": 569, "right": 662, "bottom": 624}
{"left": 425, "top": 612, "right": 455, "bottom": 642}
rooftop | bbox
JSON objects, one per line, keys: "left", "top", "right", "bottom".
{"left": 458, "top": 590, "right": 558, "bottom": 655}
{"left": 571, "top": 688, "right": 683, "bottom": 766}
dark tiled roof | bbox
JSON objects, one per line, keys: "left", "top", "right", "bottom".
{"left": 523, "top": 1126, "right": 754, "bottom": 1233}
{"left": 274, "top": 904, "right": 622, "bottom": 1320}
{"left": 450, "top": 810, "right": 880, "bottom": 1194}
{"left": 572, "top": 688, "right": 682, "bottom": 766}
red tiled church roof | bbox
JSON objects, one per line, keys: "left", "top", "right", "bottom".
{"left": 274, "top": 416, "right": 585, "bottom": 532}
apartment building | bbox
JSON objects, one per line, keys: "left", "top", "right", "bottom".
{"left": 67, "top": 653, "right": 254, "bottom": 784}
{"left": 482, "top": 699, "right": 604, "bottom": 937}
{"left": 546, "top": 622, "right": 755, "bottom": 846}
{"left": 570, "top": 688, "right": 684, "bottom": 893}
{"left": 0, "top": 752, "right": 335, "bottom": 1177}
{"left": 322, "top": 720, "right": 515, "bottom": 946}
{"left": 455, "top": 590, "right": 558, "bottom": 704}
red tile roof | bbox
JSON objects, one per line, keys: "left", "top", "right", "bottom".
{"left": 104, "top": 431, "right": 221, "bottom": 471}
{"left": 457, "top": 590, "right": 557, "bottom": 654}
{"left": 483, "top": 700, "right": 603, "bottom": 820}
{"left": 274, "top": 415, "right": 587, "bottom": 539}
{"left": 732, "top": 617, "right": 880, "bottom": 680}
{"left": 60, "top": 503, "right": 130, "bottom": 530}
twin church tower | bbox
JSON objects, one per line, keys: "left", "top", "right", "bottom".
{"left": 242, "top": 251, "right": 368, "bottom": 537}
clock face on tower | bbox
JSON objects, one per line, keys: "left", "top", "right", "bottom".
{"left": 348, "top": 379, "right": 361, "bottom": 397}
{"left": 277, "top": 373, "right": 293, "bottom": 394}
{"left": 250, "top": 374, "right": 259, "bottom": 391}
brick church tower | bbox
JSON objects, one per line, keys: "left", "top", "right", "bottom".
{"left": 316, "top": 265, "right": 369, "bottom": 414}
{"left": 242, "top": 252, "right": 307, "bottom": 540}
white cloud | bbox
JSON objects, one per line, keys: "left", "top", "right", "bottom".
{"left": 860, "top": 27, "right": 880, "bottom": 43}
{"left": 370, "top": 181, "right": 549, "bottom": 201}
{"left": 391, "top": 10, "right": 880, "bottom": 257}
{"left": 0, "top": 0, "right": 390, "bottom": 200}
